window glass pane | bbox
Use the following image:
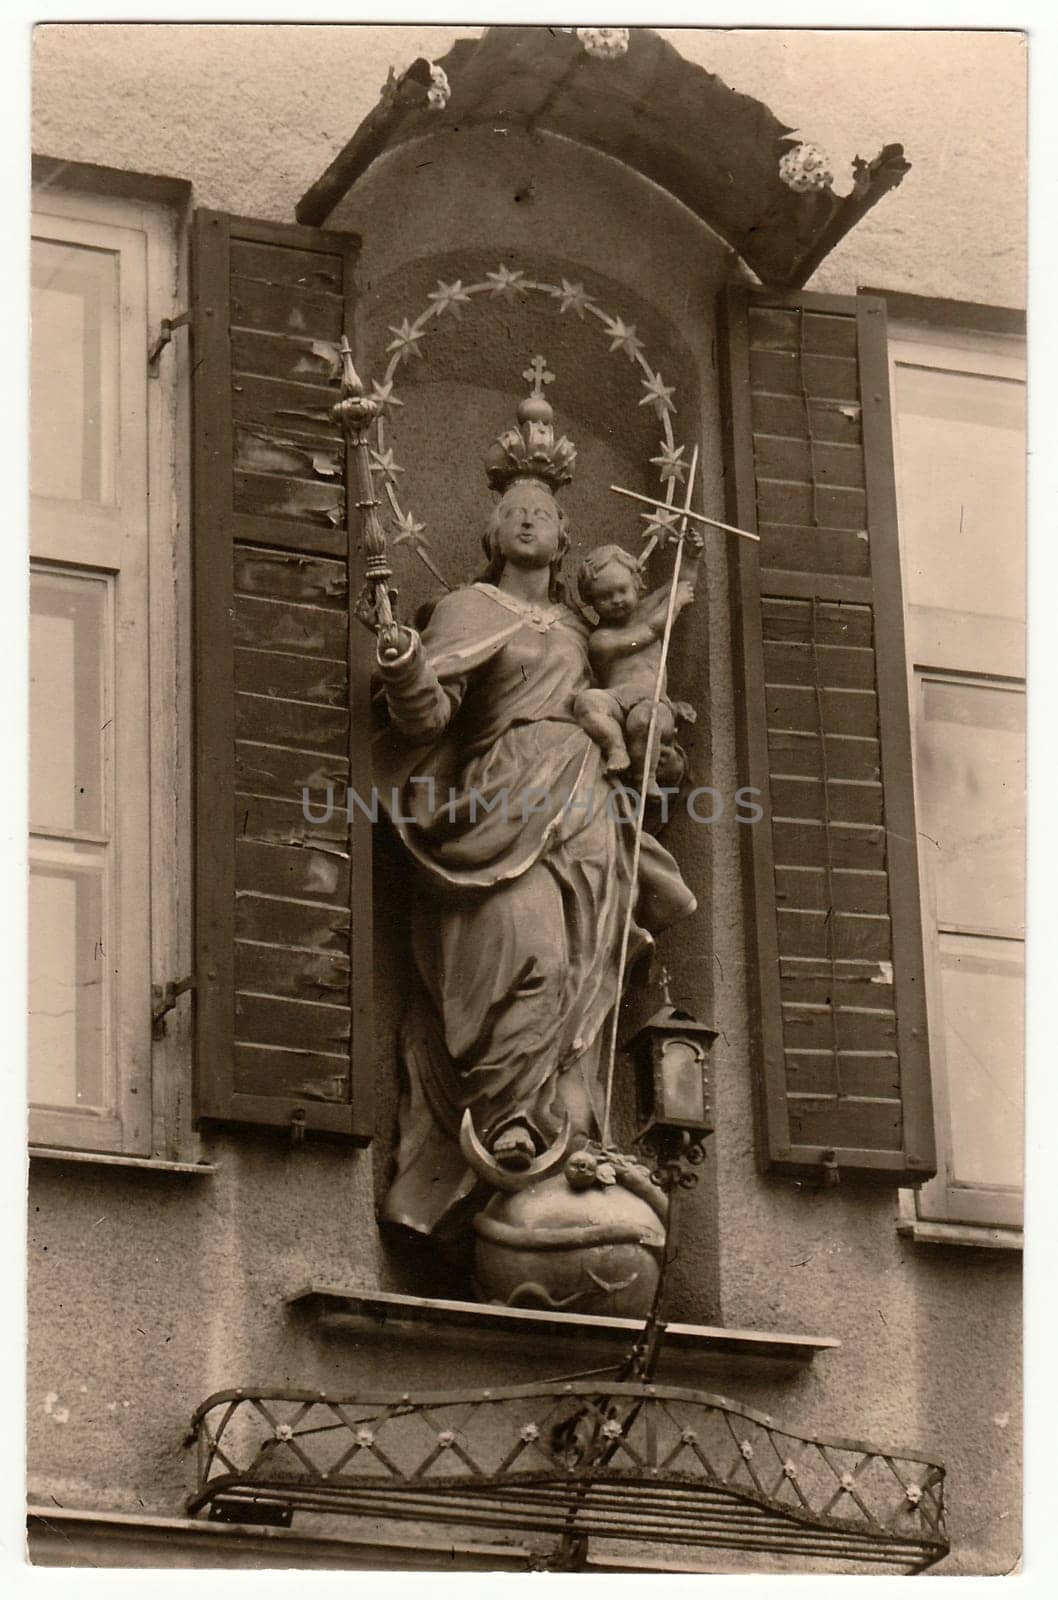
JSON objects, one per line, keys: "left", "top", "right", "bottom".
{"left": 28, "top": 845, "right": 108, "bottom": 1112}
{"left": 31, "top": 237, "right": 119, "bottom": 505}
{"left": 937, "top": 934, "right": 1023, "bottom": 1190}
{"left": 30, "top": 568, "right": 107, "bottom": 835}
{"left": 917, "top": 677, "right": 1024, "bottom": 935}
{"left": 894, "top": 362, "right": 1025, "bottom": 623}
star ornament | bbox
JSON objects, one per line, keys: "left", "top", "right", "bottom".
{"left": 603, "top": 316, "right": 645, "bottom": 362}
{"left": 556, "top": 278, "right": 595, "bottom": 319}
{"left": 639, "top": 371, "right": 676, "bottom": 420}
{"left": 370, "top": 379, "right": 403, "bottom": 417}
{"left": 386, "top": 318, "right": 427, "bottom": 364}
{"left": 427, "top": 279, "right": 473, "bottom": 319}
{"left": 486, "top": 264, "right": 529, "bottom": 302}
{"left": 641, "top": 506, "right": 681, "bottom": 545}
{"left": 391, "top": 508, "right": 427, "bottom": 549}
{"left": 369, "top": 447, "right": 405, "bottom": 487}
{"left": 651, "top": 442, "right": 688, "bottom": 485}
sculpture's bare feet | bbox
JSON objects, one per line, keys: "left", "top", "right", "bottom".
{"left": 604, "top": 742, "right": 631, "bottom": 774}
{"left": 492, "top": 1123, "right": 537, "bottom": 1173}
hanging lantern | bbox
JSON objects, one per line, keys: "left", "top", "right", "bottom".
{"left": 629, "top": 997, "right": 717, "bottom": 1148}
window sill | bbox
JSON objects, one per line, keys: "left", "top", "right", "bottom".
{"left": 896, "top": 1214, "right": 1023, "bottom": 1252}
{"left": 29, "top": 1147, "right": 217, "bottom": 1176}
{"left": 288, "top": 1286, "right": 838, "bottom": 1378}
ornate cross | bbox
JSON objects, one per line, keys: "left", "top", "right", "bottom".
{"left": 522, "top": 354, "right": 555, "bottom": 395}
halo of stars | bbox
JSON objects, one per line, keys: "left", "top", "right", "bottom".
{"left": 370, "top": 268, "right": 685, "bottom": 588}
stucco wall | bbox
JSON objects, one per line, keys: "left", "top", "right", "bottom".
{"left": 28, "top": 23, "right": 1023, "bottom": 1576}
{"left": 32, "top": 23, "right": 1026, "bottom": 307}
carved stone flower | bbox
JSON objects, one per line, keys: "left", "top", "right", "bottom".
{"left": 577, "top": 28, "right": 630, "bottom": 61}
{"left": 601, "top": 1419, "right": 624, "bottom": 1440}
{"left": 739, "top": 1440, "right": 754, "bottom": 1460}
{"left": 680, "top": 1428, "right": 697, "bottom": 1445}
{"left": 840, "top": 1472, "right": 857, "bottom": 1492}
{"left": 355, "top": 1427, "right": 375, "bottom": 1449}
{"left": 274, "top": 1423, "right": 293, "bottom": 1442}
{"left": 782, "top": 1458, "right": 798, "bottom": 1479}
{"left": 779, "top": 142, "right": 835, "bottom": 193}
{"left": 437, "top": 1429, "right": 456, "bottom": 1448}
{"left": 905, "top": 1483, "right": 923, "bottom": 1505}
{"left": 520, "top": 1423, "right": 540, "bottom": 1443}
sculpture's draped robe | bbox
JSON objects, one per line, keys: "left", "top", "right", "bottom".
{"left": 376, "top": 584, "right": 696, "bottom": 1234}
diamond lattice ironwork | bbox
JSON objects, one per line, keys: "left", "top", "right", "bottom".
{"left": 187, "top": 1381, "right": 947, "bottom": 1572}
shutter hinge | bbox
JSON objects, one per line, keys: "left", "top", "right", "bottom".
{"left": 816, "top": 1149, "right": 840, "bottom": 1189}
{"left": 796, "top": 1149, "right": 841, "bottom": 1191}
{"left": 152, "top": 974, "right": 195, "bottom": 1038}
{"left": 148, "top": 310, "right": 191, "bottom": 374}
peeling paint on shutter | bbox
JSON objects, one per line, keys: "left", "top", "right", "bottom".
{"left": 719, "top": 287, "right": 934, "bottom": 1183}
{"left": 193, "top": 210, "right": 373, "bottom": 1139}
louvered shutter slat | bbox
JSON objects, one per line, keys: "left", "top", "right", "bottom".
{"left": 193, "top": 210, "right": 373, "bottom": 1139}
{"left": 720, "top": 288, "right": 934, "bottom": 1182}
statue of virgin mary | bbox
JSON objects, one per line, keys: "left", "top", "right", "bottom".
{"left": 373, "top": 387, "right": 697, "bottom": 1236}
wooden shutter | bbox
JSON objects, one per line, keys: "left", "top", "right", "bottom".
{"left": 193, "top": 210, "right": 373, "bottom": 1139}
{"left": 719, "top": 287, "right": 934, "bottom": 1183}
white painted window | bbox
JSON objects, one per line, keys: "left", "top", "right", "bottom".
{"left": 29, "top": 187, "right": 191, "bottom": 1158}
{"left": 889, "top": 322, "right": 1025, "bottom": 1239}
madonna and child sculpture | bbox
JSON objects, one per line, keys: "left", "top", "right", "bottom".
{"left": 360, "top": 363, "right": 702, "bottom": 1313}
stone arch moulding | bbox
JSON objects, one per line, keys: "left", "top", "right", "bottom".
{"left": 296, "top": 26, "right": 910, "bottom": 291}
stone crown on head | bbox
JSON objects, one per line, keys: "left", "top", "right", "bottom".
{"left": 485, "top": 355, "right": 577, "bottom": 494}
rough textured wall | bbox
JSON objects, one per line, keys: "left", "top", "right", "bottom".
{"left": 28, "top": 22, "right": 1023, "bottom": 1576}
{"left": 32, "top": 23, "right": 1026, "bottom": 307}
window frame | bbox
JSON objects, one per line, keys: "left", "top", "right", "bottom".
{"left": 29, "top": 181, "right": 196, "bottom": 1163}
{"left": 886, "top": 312, "right": 1026, "bottom": 1240}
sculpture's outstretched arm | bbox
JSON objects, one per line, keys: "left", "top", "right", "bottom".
{"left": 376, "top": 627, "right": 455, "bottom": 743}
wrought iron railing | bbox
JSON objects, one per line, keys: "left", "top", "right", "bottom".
{"left": 188, "top": 1380, "right": 947, "bottom": 1572}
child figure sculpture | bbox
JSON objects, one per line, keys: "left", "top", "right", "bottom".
{"left": 573, "top": 538, "right": 701, "bottom": 793}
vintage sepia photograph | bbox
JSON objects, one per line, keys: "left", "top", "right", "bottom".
{"left": 22, "top": 16, "right": 1028, "bottom": 1577}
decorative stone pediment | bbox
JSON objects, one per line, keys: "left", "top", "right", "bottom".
{"left": 297, "top": 26, "right": 909, "bottom": 290}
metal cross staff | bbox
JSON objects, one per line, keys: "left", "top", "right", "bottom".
{"left": 599, "top": 461, "right": 759, "bottom": 1145}
{"left": 599, "top": 446, "right": 700, "bottom": 1148}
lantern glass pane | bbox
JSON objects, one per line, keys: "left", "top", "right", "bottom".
{"left": 659, "top": 1038, "right": 706, "bottom": 1124}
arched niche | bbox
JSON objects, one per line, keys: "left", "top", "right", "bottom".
{"left": 329, "top": 126, "right": 732, "bottom": 623}
{"left": 333, "top": 126, "right": 725, "bottom": 1319}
